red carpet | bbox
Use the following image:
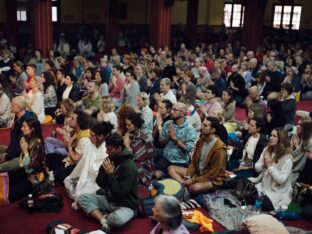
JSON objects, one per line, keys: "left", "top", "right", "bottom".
{"left": 0, "top": 186, "right": 225, "bottom": 234}
{"left": 0, "top": 100, "right": 311, "bottom": 233}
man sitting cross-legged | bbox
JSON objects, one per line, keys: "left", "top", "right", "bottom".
{"left": 0, "top": 96, "right": 35, "bottom": 172}
{"left": 156, "top": 102, "right": 196, "bottom": 178}
{"left": 77, "top": 133, "right": 139, "bottom": 233}
{"left": 168, "top": 116, "right": 227, "bottom": 194}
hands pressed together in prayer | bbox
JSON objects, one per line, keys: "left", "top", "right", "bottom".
{"left": 103, "top": 158, "right": 115, "bottom": 174}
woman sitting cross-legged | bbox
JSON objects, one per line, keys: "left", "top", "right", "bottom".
{"left": 45, "top": 98, "right": 75, "bottom": 156}
{"left": 248, "top": 127, "right": 293, "bottom": 211}
{"left": 124, "top": 112, "right": 156, "bottom": 187}
{"left": 46, "top": 109, "right": 91, "bottom": 183}
{"left": 64, "top": 121, "right": 114, "bottom": 209}
{"left": 9, "top": 117, "right": 47, "bottom": 202}
{"left": 227, "top": 117, "right": 267, "bottom": 179}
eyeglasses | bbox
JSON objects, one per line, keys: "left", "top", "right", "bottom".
{"left": 172, "top": 108, "right": 183, "bottom": 112}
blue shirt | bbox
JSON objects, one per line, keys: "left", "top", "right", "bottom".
{"left": 160, "top": 118, "right": 196, "bottom": 165}
{"left": 214, "top": 77, "right": 227, "bottom": 97}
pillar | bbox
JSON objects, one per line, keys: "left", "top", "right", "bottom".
{"left": 150, "top": 0, "right": 172, "bottom": 49}
{"left": 31, "top": 0, "right": 53, "bottom": 57}
{"left": 242, "top": 0, "right": 268, "bottom": 51}
{"left": 5, "top": 0, "right": 17, "bottom": 45}
{"left": 106, "top": 0, "right": 118, "bottom": 53}
{"left": 185, "top": 0, "right": 199, "bottom": 48}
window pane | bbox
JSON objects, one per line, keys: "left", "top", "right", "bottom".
{"left": 292, "top": 6, "right": 301, "bottom": 30}
{"left": 282, "top": 5, "right": 292, "bottom": 29}
{"left": 21, "top": 11, "right": 27, "bottom": 21}
{"left": 52, "top": 6, "right": 58, "bottom": 22}
{"left": 232, "top": 4, "right": 242, "bottom": 27}
{"left": 17, "top": 10, "right": 27, "bottom": 21}
{"left": 224, "top": 4, "right": 232, "bottom": 27}
{"left": 273, "top": 5, "right": 282, "bottom": 28}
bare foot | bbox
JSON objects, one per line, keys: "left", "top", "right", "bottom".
{"left": 154, "top": 170, "right": 164, "bottom": 180}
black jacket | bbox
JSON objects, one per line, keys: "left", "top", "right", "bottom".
{"left": 57, "top": 84, "right": 81, "bottom": 102}
{"left": 6, "top": 111, "right": 36, "bottom": 161}
{"left": 96, "top": 149, "right": 139, "bottom": 210}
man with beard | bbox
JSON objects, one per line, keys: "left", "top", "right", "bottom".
{"left": 168, "top": 116, "right": 227, "bottom": 194}
{"left": 75, "top": 80, "right": 101, "bottom": 116}
{"left": 227, "top": 64, "right": 247, "bottom": 107}
{"left": 157, "top": 102, "right": 196, "bottom": 177}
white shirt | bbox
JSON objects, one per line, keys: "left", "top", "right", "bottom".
{"left": 0, "top": 93, "right": 11, "bottom": 122}
{"left": 246, "top": 135, "right": 260, "bottom": 160}
{"left": 62, "top": 85, "right": 73, "bottom": 100}
{"left": 103, "top": 112, "right": 118, "bottom": 130}
{"left": 160, "top": 89, "right": 177, "bottom": 104}
{"left": 27, "top": 90, "right": 45, "bottom": 124}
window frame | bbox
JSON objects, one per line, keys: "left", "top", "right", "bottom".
{"left": 52, "top": 0, "right": 60, "bottom": 23}
{"left": 16, "top": 9, "right": 29, "bottom": 22}
{"left": 272, "top": 4, "right": 302, "bottom": 30}
{"left": 223, "top": 2, "right": 245, "bottom": 28}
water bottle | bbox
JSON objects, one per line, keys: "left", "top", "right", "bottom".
{"left": 253, "top": 192, "right": 264, "bottom": 215}
{"left": 27, "top": 194, "right": 34, "bottom": 214}
{"left": 48, "top": 171, "right": 55, "bottom": 191}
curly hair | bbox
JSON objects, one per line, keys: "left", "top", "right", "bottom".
{"left": 100, "top": 96, "right": 115, "bottom": 113}
{"left": 126, "top": 112, "right": 144, "bottom": 129}
{"left": 91, "top": 121, "right": 114, "bottom": 138}
{"left": 117, "top": 104, "right": 135, "bottom": 135}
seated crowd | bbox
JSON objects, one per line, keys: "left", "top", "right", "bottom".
{"left": 0, "top": 37, "right": 312, "bottom": 233}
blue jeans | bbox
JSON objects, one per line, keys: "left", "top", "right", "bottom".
{"left": 77, "top": 192, "right": 136, "bottom": 228}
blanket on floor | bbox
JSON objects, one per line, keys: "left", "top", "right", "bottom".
{"left": 202, "top": 190, "right": 255, "bottom": 230}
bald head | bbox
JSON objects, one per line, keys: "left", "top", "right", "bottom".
{"left": 174, "top": 102, "right": 187, "bottom": 115}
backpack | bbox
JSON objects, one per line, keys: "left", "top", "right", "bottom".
{"left": 18, "top": 191, "right": 63, "bottom": 213}
{"left": 233, "top": 179, "right": 258, "bottom": 205}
